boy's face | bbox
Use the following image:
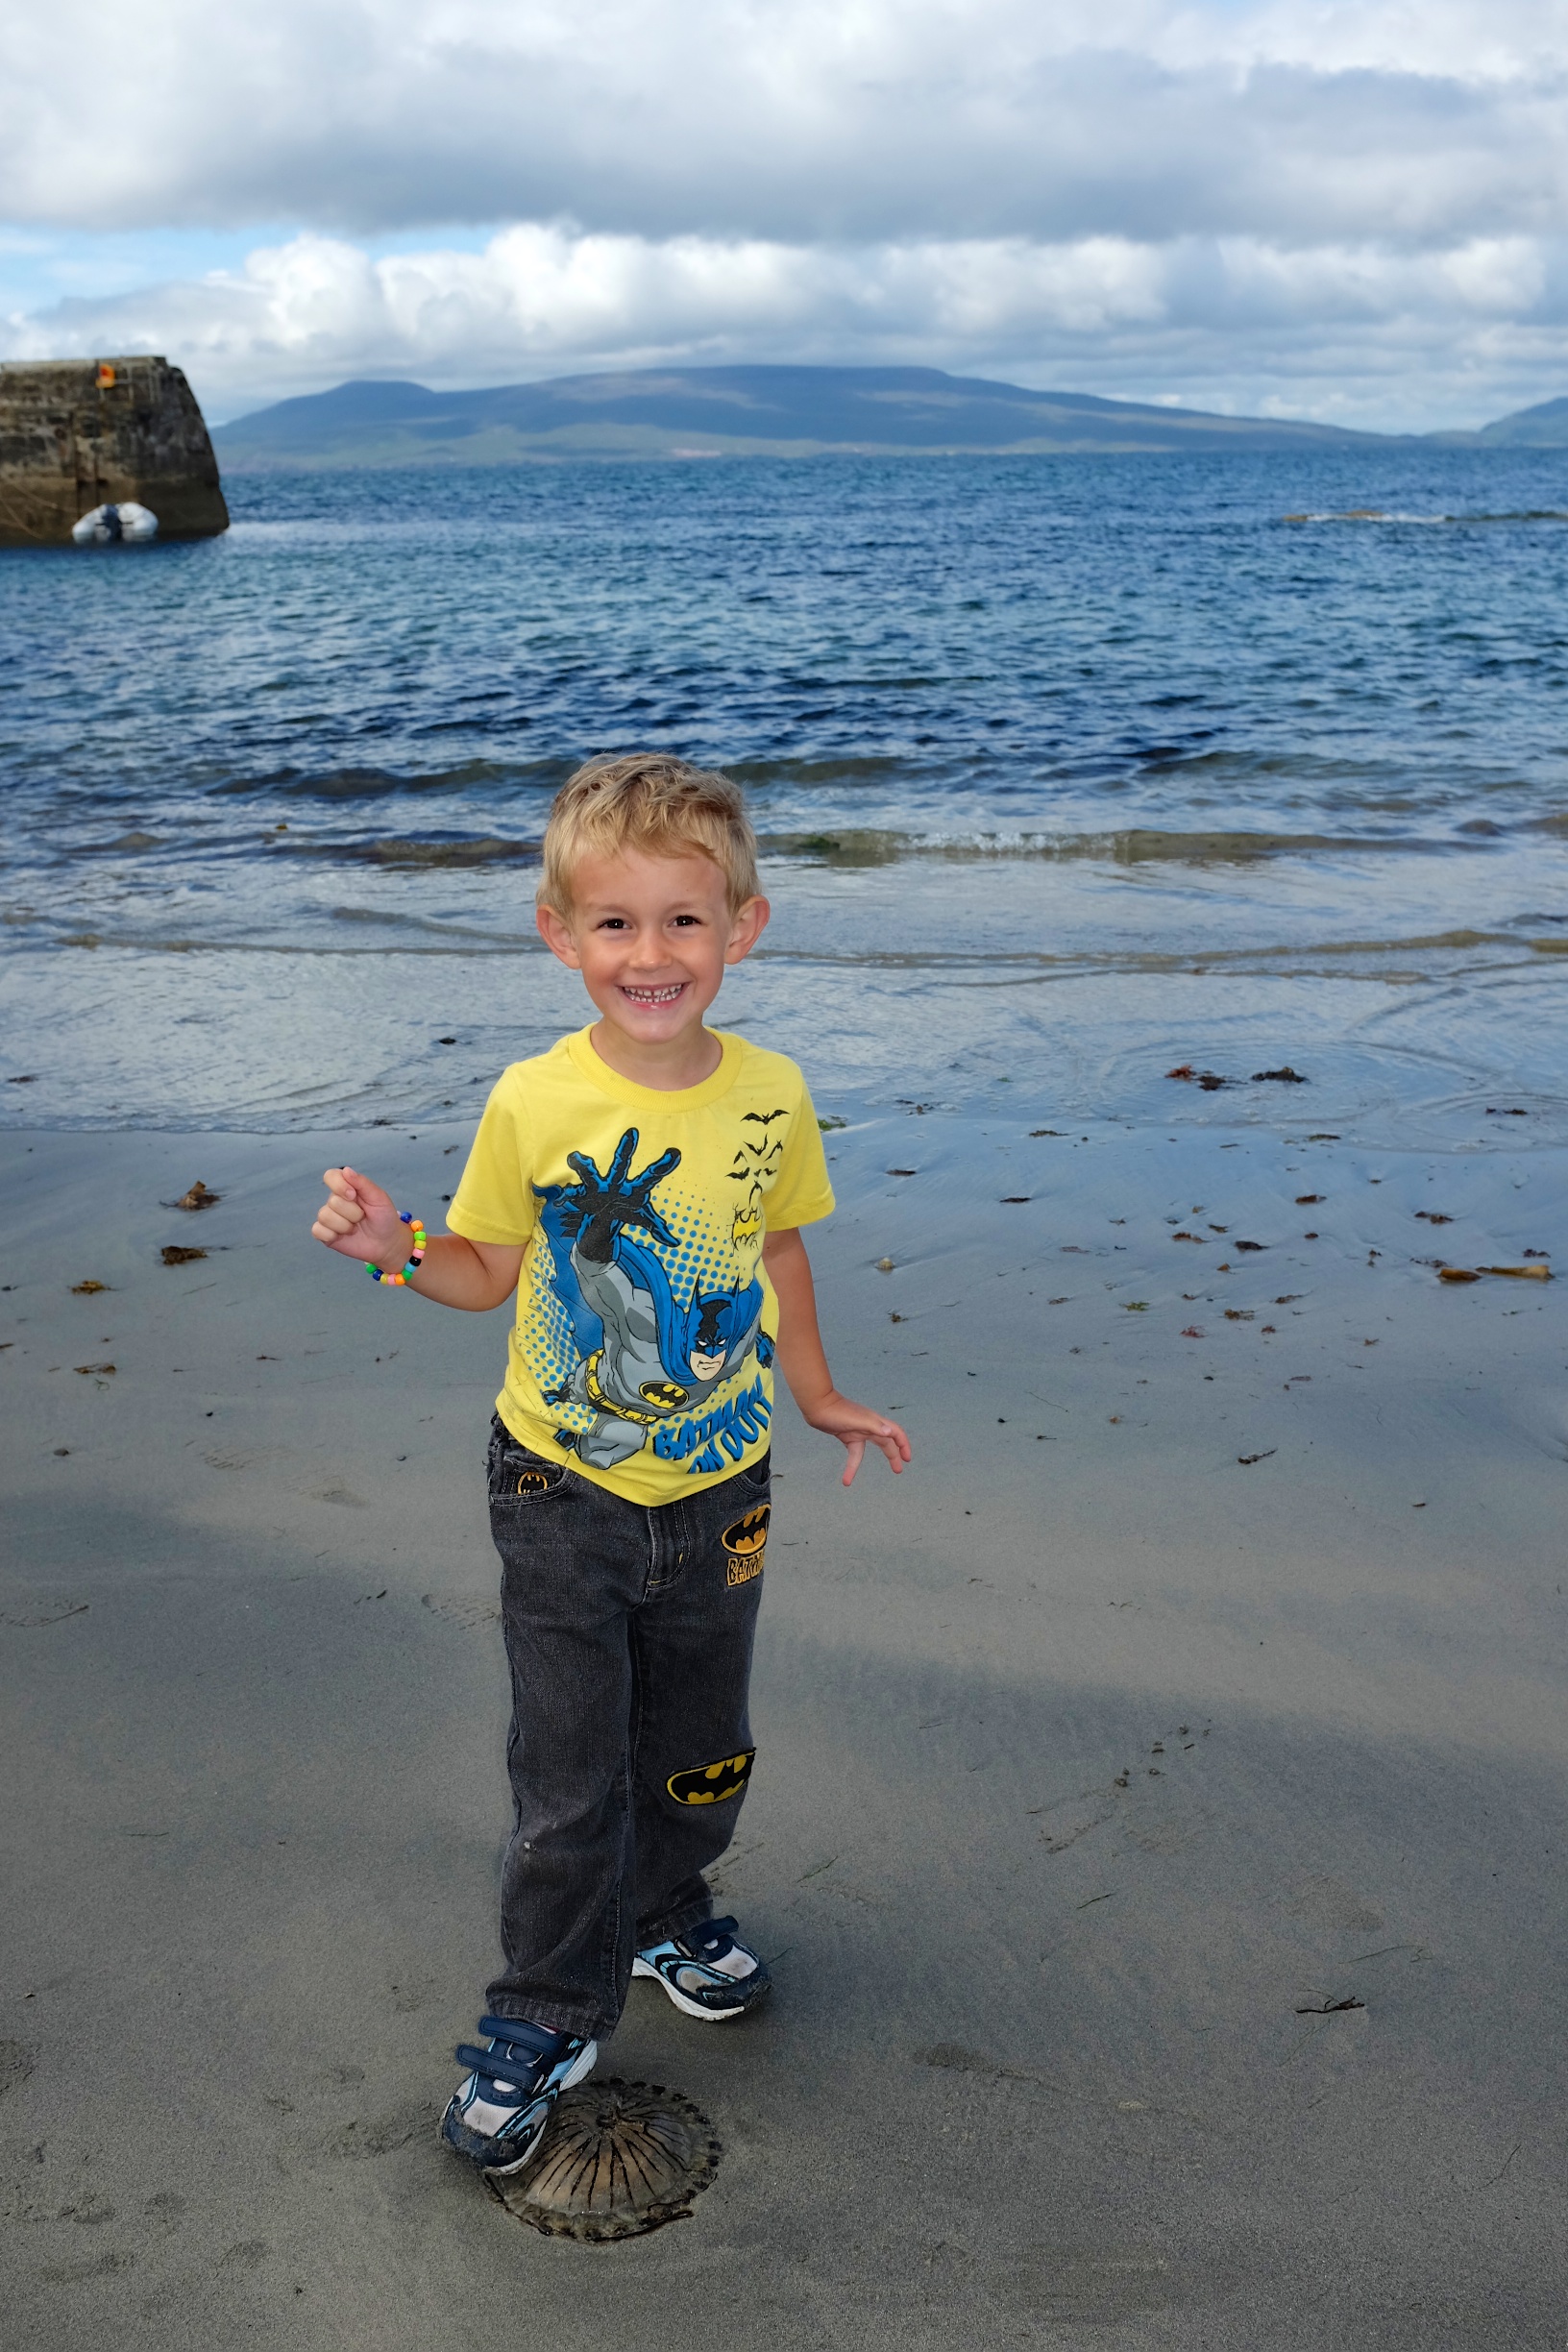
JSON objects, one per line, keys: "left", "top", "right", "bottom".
{"left": 537, "top": 848, "right": 770, "bottom": 1054}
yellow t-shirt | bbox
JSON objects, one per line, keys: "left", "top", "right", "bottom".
{"left": 447, "top": 1026, "right": 835, "bottom": 1504}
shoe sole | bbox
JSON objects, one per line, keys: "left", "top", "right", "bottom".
{"left": 440, "top": 2040, "right": 600, "bottom": 2176}
{"left": 631, "top": 1954, "right": 769, "bottom": 2021}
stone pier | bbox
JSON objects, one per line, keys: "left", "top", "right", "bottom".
{"left": 0, "top": 356, "right": 229, "bottom": 546}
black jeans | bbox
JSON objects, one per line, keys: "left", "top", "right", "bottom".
{"left": 483, "top": 1415, "right": 770, "bottom": 2039}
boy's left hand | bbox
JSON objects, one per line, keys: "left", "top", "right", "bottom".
{"left": 799, "top": 1390, "right": 912, "bottom": 1486}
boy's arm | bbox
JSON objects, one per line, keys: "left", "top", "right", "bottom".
{"left": 312, "top": 1165, "right": 522, "bottom": 1311}
{"left": 762, "top": 1226, "right": 911, "bottom": 1486}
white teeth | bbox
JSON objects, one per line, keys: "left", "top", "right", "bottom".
{"left": 623, "top": 984, "right": 684, "bottom": 1004}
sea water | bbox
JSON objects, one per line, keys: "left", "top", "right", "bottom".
{"left": 2, "top": 446, "right": 1567, "bottom": 1141}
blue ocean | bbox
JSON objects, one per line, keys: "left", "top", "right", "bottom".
{"left": 3, "top": 447, "right": 1567, "bottom": 1141}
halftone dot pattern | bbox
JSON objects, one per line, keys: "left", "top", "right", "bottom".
{"left": 658, "top": 1184, "right": 747, "bottom": 1307}
{"left": 519, "top": 1253, "right": 593, "bottom": 1429}
{"left": 520, "top": 1180, "right": 750, "bottom": 1407}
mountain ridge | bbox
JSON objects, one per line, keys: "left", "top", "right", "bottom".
{"left": 1466, "top": 394, "right": 1568, "bottom": 447}
{"left": 210, "top": 363, "right": 1402, "bottom": 467}
{"left": 209, "top": 363, "right": 1567, "bottom": 468}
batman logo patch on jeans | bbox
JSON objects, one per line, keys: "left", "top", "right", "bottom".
{"left": 515, "top": 1468, "right": 552, "bottom": 1495}
{"left": 667, "top": 1750, "right": 755, "bottom": 1805}
{"left": 722, "top": 1504, "right": 769, "bottom": 1585}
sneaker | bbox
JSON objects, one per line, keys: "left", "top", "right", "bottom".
{"left": 439, "top": 2016, "right": 598, "bottom": 2174}
{"left": 632, "top": 1915, "right": 772, "bottom": 2021}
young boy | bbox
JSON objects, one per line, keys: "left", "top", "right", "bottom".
{"left": 311, "top": 754, "right": 911, "bottom": 2174}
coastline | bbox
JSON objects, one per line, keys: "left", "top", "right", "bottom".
{"left": 4, "top": 1111, "right": 1565, "bottom": 2345}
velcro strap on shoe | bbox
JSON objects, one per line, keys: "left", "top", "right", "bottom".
{"left": 454, "top": 2044, "right": 535, "bottom": 2095}
{"left": 476, "top": 2016, "right": 562, "bottom": 2060}
{"left": 454, "top": 2015, "right": 578, "bottom": 2101}
{"left": 682, "top": 1915, "right": 740, "bottom": 1961}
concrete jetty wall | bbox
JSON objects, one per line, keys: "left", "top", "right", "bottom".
{"left": 0, "top": 356, "right": 229, "bottom": 546}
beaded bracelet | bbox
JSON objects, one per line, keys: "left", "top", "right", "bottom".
{"left": 367, "top": 1212, "right": 428, "bottom": 1286}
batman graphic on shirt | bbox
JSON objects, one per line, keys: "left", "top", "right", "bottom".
{"left": 536, "top": 1128, "right": 770, "bottom": 1473}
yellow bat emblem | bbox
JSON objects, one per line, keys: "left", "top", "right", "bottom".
{"left": 639, "top": 1381, "right": 688, "bottom": 1409}
{"left": 667, "top": 1750, "right": 755, "bottom": 1805}
{"left": 722, "top": 1505, "right": 770, "bottom": 1556}
{"left": 723, "top": 1504, "right": 769, "bottom": 1585}
{"left": 515, "top": 1468, "right": 552, "bottom": 1495}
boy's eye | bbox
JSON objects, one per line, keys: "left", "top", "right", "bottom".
{"left": 671, "top": 914, "right": 701, "bottom": 928}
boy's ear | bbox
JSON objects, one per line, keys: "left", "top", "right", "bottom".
{"left": 536, "top": 902, "right": 582, "bottom": 968}
{"left": 724, "top": 895, "right": 771, "bottom": 966}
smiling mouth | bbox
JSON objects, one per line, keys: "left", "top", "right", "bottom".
{"left": 619, "top": 983, "right": 686, "bottom": 1006}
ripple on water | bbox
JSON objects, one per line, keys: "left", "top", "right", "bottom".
{"left": 2, "top": 449, "right": 1565, "bottom": 1129}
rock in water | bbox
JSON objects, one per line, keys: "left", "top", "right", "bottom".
{"left": 490, "top": 2079, "right": 721, "bottom": 2242}
{"left": 0, "top": 357, "right": 228, "bottom": 547}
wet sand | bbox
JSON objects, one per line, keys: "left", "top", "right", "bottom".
{"left": 3, "top": 1112, "right": 1566, "bottom": 2348}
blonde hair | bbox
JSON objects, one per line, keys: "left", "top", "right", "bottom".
{"left": 539, "top": 753, "right": 760, "bottom": 916}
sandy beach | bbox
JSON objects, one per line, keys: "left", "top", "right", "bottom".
{"left": 4, "top": 1104, "right": 1565, "bottom": 2348}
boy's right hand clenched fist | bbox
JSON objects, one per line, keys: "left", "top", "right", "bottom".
{"left": 312, "top": 1166, "right": 407, "bottom": 1266}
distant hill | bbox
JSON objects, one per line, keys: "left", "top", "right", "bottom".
{"left": 212, "top": 364, "right": 1399, "bottom": 468}
{"left": 1466, "top": 395, "right": 1568, "bottom": 447}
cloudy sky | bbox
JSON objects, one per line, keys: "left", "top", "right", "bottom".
{"left": 4, "top": 0, "right": 1568, "bottom": 428}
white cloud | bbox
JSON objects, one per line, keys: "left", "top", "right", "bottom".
{"left": 6, "top": 0, "right": 1568, "bottom": 425}
{"left": 3, "top": 0, "right": 1568, "bottom": 247}
{"left": 8, "top": 223, "right": 1568, "bottom": 430}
